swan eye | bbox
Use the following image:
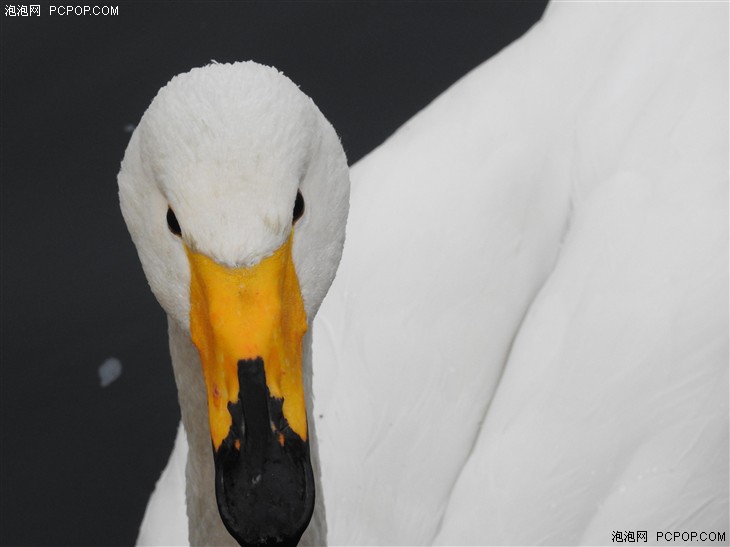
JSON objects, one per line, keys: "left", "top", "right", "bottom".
{"left": 167, "top": 207, "right": 182, "bottom": 236}
{"left": 293, "top": 190, "right": 305, "bottom": 224}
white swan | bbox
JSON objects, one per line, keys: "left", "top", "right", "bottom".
{"left": 119, "top": 62, "right": 348, "bottom": 545}
{"left": 121, "top": 1, "right": 728, "bottom": 545}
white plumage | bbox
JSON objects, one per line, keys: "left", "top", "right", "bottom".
{"left": 129, "top": 1, "right": 728, "bottom": 545}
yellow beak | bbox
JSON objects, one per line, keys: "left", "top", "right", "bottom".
{"left": 185, "top": 231, "right": 314, "bottom": 545}
{"left": 186, "top": 231, "right": 309, "bottom": 450}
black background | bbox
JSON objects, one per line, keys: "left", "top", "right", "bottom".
{"left": 0, "top": 2, "right": 548, "bottom": 545}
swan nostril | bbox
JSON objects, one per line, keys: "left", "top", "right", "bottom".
{"left": 167, "top": 207, "right": 182, "bottom": 236}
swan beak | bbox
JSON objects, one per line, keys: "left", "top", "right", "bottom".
{"left": 186, "top": 232, "right": 314, "bottom": 547}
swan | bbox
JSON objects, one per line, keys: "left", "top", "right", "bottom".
{"left": 120, "top": 1, "right": 728, "bottom": 545}
{"left": 119, "top": 62, "right": 348, "bottom": 545}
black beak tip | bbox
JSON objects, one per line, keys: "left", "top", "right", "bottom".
{"left": 215, "top": 464, "right": 315, "bottom": 547}
{"left": 214, "top": 451, "right": 315, "bottom": 547}
{"left": 213, "top": 358, "right": 316, "bottom": 547}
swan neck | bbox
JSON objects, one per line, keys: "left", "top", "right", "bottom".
{"left": 299, "top": 326, "right": 327, "bottom": 546}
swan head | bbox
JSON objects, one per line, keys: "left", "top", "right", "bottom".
{"left": 118, "top": 62, "right": 349, "bottom": 546}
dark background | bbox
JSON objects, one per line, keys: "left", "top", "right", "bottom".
{"left": 0, "top": 2, "right": 548, "bottom": 545}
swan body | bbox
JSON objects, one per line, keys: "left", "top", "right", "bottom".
{"left": 315, "top": 2, "right": 728, "bottom": 544}
{"left": 126, "top": 1, "right": 728, "bottom": 545}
